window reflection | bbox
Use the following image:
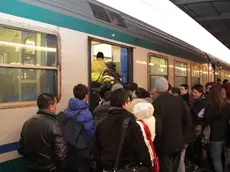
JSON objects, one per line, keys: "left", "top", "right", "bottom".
{"left": 175, "top": 61, "right": 187, "bottom": 86}
{"left": 175, "top": 77, "right": 187, "bottom": 88}
{"left": 209, "top": 67, "right": 214, "bottom": 82}
{"left": 191, "top": 65, "right": 200, "bottom": 86}
{"left": 149, "top": 56, "right": 168, "bottom": 75}
{"left": 148, "top": 55, "right": 168, "bottom": 90}
{"left": 0, "top": 27, "right": 57, "bottom": 67}
{"left": 0, "top": 26, "right": 58, "bottom": 104}
{"left": 202, "top": 66, "right": 208, "bottom": 84}
{"left": 192, "top": 66, "right": 200, "bottom": 77}
{"left": 0, "top": 68, "right": 57, "bottom": 103}
{"left": 175, "top": 61, "right": 187, "bottom": 76}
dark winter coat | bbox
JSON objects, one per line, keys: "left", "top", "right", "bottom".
{"left": 203, "top": 103, "right": 230, "bottom": 142}
{"left": 93, "top": 101, "right": 111, "bottom": 126}
{"left": 153, "top": 92, "right": 193, "bottom": 154}
{"left": 18, "top": 110, "right": 68, "bottom": 172}
{"left": 182, "top": 100, "right": 196, "bottom": 144}
{"left": 181, "top": 93, "right": 191, "bottom": 106}
{"left": 95, "top": 107, "right": 152, "bottom": 171}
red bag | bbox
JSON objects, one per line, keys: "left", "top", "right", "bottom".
{"left": 139, "top": 120, "right": 160, "bottom": 172}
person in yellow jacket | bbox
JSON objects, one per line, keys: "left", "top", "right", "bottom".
{"left": 91, "top": 52, "right": 106, "bottom": 86}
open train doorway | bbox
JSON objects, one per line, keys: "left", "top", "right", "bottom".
{"left": 88, "top": 38, "right": 133, "bottom": 112}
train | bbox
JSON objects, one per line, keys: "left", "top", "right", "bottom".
{"left": 1, "top": 0, "right": 230, "bottom": 172}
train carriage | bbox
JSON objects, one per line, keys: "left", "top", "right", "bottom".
{"left": 0, "top": 0, "right": 230, "bottom": 172}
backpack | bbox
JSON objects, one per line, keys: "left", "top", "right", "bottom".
{"left": 57, "top": 110, "right": 95, "bottom": 158}
{"left": 103, "top": 69, "right": 122, "bottom": 84}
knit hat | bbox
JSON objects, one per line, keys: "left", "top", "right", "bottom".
{"left": 111, "top": 83, "right": 123, "bottom": 92}
{"left": 154, "top": 77, "right": 169, "bottom": 93}
{"left": 96, "top": 52, "right": 104, "bottom": 59}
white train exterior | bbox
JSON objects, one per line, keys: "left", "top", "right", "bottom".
{"left": 0, "top": 0, "right": 230, "bottom": 171}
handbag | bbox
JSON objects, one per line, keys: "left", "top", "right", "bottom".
{"left": 139, "top": 120, "right": 160, "bottom": 172}
{"left": 113, "top": 117, "right": 149, "bottom": 172}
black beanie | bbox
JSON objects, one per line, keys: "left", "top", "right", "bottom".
{"left": 96, "top": 52, "right": 104, "bottom": 59}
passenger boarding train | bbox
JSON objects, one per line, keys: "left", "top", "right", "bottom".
{"left": 0, "top": 0, "right": 230, "bottom": 171}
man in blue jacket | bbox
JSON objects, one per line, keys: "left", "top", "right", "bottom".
{"left": 64, "top": 83, "right": 95, "bottom": 172}
{"left": 64, "top": 84, "right": 95, "bottom": 135}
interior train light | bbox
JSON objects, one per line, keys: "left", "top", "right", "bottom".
{"left": 175, "top": 66, "right": 186, "bottom": 71}
{"left": 0, "top": 41, "right": 56, "bottom": 52}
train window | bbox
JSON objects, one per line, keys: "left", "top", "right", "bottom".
{"left": 148, "top": 55, "right": 168, "bottom": 90}
{"left": 221, "top": 71, "right": 225, "bottom": 81}
{"left": 0, "top": 26, "right": 58, "bottom": 105}
{"left": 209, "top": 65, "right": 214, "bottom": 82}
{"left": 216, "top": 69, "right": 221, "bottom": 81}
{"left": 201, "top": 65, "right": 208, "bottom": 85}
{"left": 191, "top": 65, "right": 200, "bottom": 87}
{"left": 149, "top": 56, "right": 168, "bottom": 75}
{"left": 175, "top": 61, "right": 187, "bottom": 87}
{"left": 175, "top": 77, "right": 187, "bottom": 87}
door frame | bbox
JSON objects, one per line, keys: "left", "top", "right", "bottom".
{"left": 87, "top": 37, "right": 133, "bottom": 108}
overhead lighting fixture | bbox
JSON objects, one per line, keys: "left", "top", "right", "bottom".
{"left": 0, "top": 41, "right": 56, "bottom": 52}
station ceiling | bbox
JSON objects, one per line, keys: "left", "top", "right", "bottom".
{"left": 170, "top": 0, "right": 230, "bottom": 49}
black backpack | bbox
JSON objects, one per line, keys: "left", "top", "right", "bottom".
{"left": 57, "top": 110, "right": 95, "bottom": 158}
{"left": 104, "top": 70, "right": 122, "bottom": 84}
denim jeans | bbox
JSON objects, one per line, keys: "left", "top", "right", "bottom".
{"left": 210, "top": 141, "right": 225, "bottom": 172}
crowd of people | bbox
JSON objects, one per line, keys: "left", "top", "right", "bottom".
{"left": 17, "top": 76, "right": 230, "bottom": 172}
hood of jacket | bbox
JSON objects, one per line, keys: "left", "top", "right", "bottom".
{"left": 67, "top": 98, "right": 88, "bottom": 111}
{"left": 131, "top": 101, "right": 154, "bottom": 120}
{"left": 127, "top": 98, "right": 147, "bottom": 112}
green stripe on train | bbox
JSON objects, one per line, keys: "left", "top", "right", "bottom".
{"left": 0, "top": 158, "right": 28, "bottom": 172}
{"left": 1, "top": 0, "right": 185, "bottom": 58}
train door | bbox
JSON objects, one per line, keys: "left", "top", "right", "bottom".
{"left": 88, "top": 39, "right": 133, "bottom": 111}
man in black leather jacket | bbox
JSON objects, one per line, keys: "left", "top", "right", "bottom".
{"left": 18, "top": 93, "right": 68, "bottom": 172}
